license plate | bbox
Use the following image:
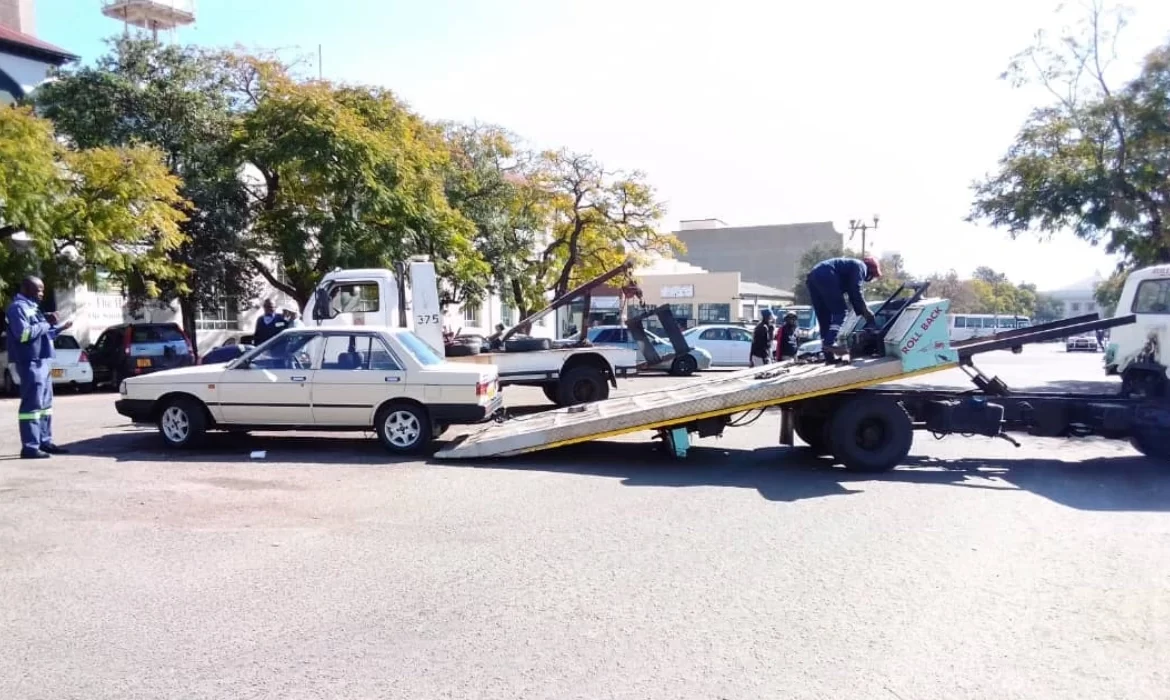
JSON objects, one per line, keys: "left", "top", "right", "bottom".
{"left": 51, "top": 369, "right": 64, "bottom": 378}
{"left": 136, "top": 358, "right": 152, "bottom": 368}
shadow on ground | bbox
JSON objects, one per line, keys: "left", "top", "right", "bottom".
{"left": 431, "top": 440, "right": 1169, "bottom": 512}
{"left": 60, "top": 424, "right": 1169, "bottom": 512}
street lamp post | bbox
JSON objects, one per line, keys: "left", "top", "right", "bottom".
{"left": 848, "top": 215, "right": 880, "bottom": 257}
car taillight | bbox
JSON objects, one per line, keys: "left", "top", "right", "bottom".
{"left": 79, "top": 351, "right": 88, "bottom": 364}
{"left": 123, "top": 326, "right": 132, "bottom": 355}
{"left": 476, "top": 380, "right": 488, "bottom": 396}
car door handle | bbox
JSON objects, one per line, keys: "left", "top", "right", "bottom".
{"left": 291, "top": 376, "right": 306, "bottom": 382}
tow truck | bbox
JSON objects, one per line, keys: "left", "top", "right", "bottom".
{"left": 436, "top": 280, "right": 1170, "bottom": 470}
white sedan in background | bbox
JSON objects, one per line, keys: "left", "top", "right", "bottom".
{"left": 1, "top": 334, "right": 94, "bottom": 394}
{"left": 682, "top": 324, "right": 757, "bottom": 366}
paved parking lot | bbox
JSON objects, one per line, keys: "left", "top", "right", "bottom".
{"left": 2, "top": 345, "right": 1168, "bottom": 699}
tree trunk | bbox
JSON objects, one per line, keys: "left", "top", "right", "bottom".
{"left": 178, "top": 296, "right": 199, "bottom": 358}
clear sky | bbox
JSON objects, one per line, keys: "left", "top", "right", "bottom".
{"left": 31, "top": 0, "right": 1170, "bottom": 291}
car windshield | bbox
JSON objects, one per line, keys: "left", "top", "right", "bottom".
{"left": 396, "top": 331, "right": 444, "bottom": 366}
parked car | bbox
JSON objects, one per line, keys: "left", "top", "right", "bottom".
{"left": 200, "top": 344, "right": 254, "bottom": 365}
{"left": 586, "top": 325, "right": 712, "bottom": 376}
{"left": 87, "top": 323, "right": 195, "bottom": 389}
{"left": 682, "top": 324, "right": 756, "bottom": 366}
{"left": 115, "top": 327, "right": 503, "bottom": 454}
{"left": 1, "top": 334, "right": 94, "bottom": 394}
{"left": 1066, "top": 333, "right": 1099, "bottom": 352}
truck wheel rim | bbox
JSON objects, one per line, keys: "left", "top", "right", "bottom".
{"left": 573, "top": 381, "right": 597, "bottom": 403}
{"left": 385, "top": 410, "right": 421, "bottom": 447}
{"left": 856, "top": 417, "right": 887, "bottom": 450}
{"left": 161, "top": 407, "right": 189, "bottom": 442}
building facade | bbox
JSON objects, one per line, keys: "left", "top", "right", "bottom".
{"left": 673, "top": 218, "right": 844, "bottom": 293}
{"left": 0, "top": 0, "right": 76, "bottom": 105}
{"left": 1045, "top": 273, "right": 1105, "bottom": 319}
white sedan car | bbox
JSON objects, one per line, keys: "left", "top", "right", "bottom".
{"left": 116, "top": 327, "right": 502, "bottom": 453}
{"left": 1, "top": 334, "right": 94, "bottom": 394}
{"left": 682, "top": 324, "right": 757, "bottom": 366}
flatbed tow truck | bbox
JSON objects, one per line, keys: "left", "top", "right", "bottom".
{"left": 435, "top": 283, "right": 1170, "bottom": 471}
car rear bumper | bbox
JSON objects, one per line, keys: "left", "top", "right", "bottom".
{"left": 115, "top": 399, "right": 155, "bottom": 423}
{"left": 430, "top": 394, "right": 503, "bottom": 424}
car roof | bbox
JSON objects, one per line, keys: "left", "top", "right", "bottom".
{"left": 286, "top": 325, "right": 404, "bottom": 334}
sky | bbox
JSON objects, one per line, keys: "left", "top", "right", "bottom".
{"left": 29, "top": 0, "right": 1170, "bottom": 291}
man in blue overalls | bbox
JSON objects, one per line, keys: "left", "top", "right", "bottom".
{"left": 6, "top": 277, "right": 72, "bottom": 459}
{"left": 806, "top": 256, "right": 881, "bottom": 364}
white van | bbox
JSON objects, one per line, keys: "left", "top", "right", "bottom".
{"left": 1104, "top": 265, "right": 1170, "bottom": 394}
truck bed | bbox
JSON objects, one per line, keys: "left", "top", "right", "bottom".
{"left": 435, "top": 357, "right": 953, "bottom": 459}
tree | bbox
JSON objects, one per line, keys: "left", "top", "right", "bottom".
{"left": 0, "top": 106, "right": 187, "bottom": 299}
{"left": 35, "top": 37, "right": 255, "bottom": 347}
{"left": 1033, "top": 292, "right": 1065, "bottom": 323}
{"left": 229, "top": 57, "right": 479, "bottom": 307}
{"left": 970, "top": 2, "right": 1170, "bottom": 270}
{"left": 519, "top": 150, "right": 678, "bottom": 303}
{"left": 441, "top": 122, "right": 542, "bottom": 312}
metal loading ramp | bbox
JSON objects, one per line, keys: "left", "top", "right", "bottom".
{"left": 435, "top": 356, "right": 953, "bottom": 460}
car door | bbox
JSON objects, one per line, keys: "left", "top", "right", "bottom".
{"left": 216, "top": 333, "right": 323, "bottom": 425}
{"left": 727, "top": 327, "right": 754, "bottom": 366}
{"left": 311, "top": 333, "right": 406, "bottom": 426}
{"left": 694, "top": 327, "right": 729, "bottom": 364}
{"left": 88, "top": 329, "right": 121, "bottom": 384}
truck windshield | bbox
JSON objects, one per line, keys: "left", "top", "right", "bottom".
{"left": 396, "top": 331, "right": 444, "bottom": 366}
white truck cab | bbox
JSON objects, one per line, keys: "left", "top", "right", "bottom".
{"left": 1105, "top": 264, "right": 1170, "bottom": 394}
{"left": 302, "top": 261, "right": 639, "bottom": 406}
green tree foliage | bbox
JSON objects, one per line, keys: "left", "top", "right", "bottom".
{"left": 230, "top": 56, "right": 479, "bottom": 306}
{"left": 441, "top": 122, "right": 543, "bottom": 312}
{"left": 0, "top": 106, "right": 187, "bottom": 298}
{"left": 970, "top": 2, "right": 1170, "bottom": 278}
{"left": 524, "top": 150, "right": 678, "bottom": 301}
{"left": 34, "top": 37, "right": 254, "bottom": 345}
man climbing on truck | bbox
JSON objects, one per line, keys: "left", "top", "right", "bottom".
{"left": 806, "top": 256, "right": 881, "bottom": 364}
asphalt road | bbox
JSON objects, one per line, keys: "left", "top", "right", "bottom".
{"left": 1, "top": 345, "right": 1167, "bottom": 699}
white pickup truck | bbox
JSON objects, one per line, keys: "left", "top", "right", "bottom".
{"left": 301, "top": 262, "right": 638, "bottom": 406}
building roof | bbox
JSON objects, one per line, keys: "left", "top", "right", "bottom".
{"left": 0, "top": 25, "right": 78, "bottom": 64}
{"left": 739, "top": 281, "right": 793, "bottom": 299}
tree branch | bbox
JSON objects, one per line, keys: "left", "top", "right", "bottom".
{"left": 249, "top": 256, "right": 298, "bottom": 299}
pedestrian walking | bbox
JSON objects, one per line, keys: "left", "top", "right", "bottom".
{"left": 750, "top": 309, "right": 775, "bottom": 367}
{"left": 253, "top": 298, "right": 289, "bottom": 345}
{"left": 6, "top": 277, "right": 72, "bottom": 459}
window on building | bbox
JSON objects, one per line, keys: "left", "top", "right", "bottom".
{"left": 195, "top": 295, "right": 241, "bottom": 331}
{"left": 500, "top": 304, "right": 514, "bottom": 326}
{"left": 697, "top": 303, "right": 731, "bottom": 323}
{"left": 1070, "top": 302, "right": 1081, "bottom": 313}
{"left": 1133, "top": 279, "right": 1170, "bottom": 314}
{"left": 463, "top": 301, "right": 481, "bottom": 325}
{"left": 667, "top": 303, "right": 693, "bottom": 321}
{"left": 1085, "top": 302, "right": 1096, "bottom": 313}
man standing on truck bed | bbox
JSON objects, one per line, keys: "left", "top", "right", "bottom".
{"left": 253, "top": 299, "right": 289, "bottom": 346}
{"left": 806, "top": 256, "right": 881, "bottom": 363}
{"left": 6, "top": 276, "right": 72, "bottom": 459}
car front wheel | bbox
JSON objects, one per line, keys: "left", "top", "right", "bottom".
{"left": 375, "top": 402, "right": 432, "bottom": 454}
{"left": 158, "top": 396, "right": 208, "bottom": 449}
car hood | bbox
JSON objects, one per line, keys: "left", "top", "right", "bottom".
{"left": 125, "top": 364, "right": 227, "bottom": 384}
{"left": 798, "top": 339, "right": 822, "bottom": 353}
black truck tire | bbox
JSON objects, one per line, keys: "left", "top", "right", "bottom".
{"left": 827, "top": 396, "right": 913, "bottom": 472}
{"left": 793, "top": 413, "right": 831, "bottom": 455}
{"left": 1131, "top": 430, "right": 1170, "bottom": 462}
{"left": 505, "top": 337, "right": 552, "bottom": 353}
{"left": 445, "top": 342, "right": 480, "bottom": 357}
{"left": 542, "top": 384, "right": 559, "bottom": 404}
{"left": 557, "top": 366, "right": 610, "bottom": 406}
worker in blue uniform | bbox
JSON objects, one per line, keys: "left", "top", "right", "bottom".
{"left": 805, "top": 256, "right": 881, "bottom": 363}
{"left": 6, "top": 277, "right": 72, "bottom": 459}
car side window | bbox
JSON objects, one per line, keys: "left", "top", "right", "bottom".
{"left": 320, "top": 334, "right": 402, "bottom": 371}
{"left": 729, "top": 328, "right": 753, "bottom": 343}
{"left": 250, "top": 334, "right": 322, "bottom": 370}
{"left": 700, "top": 328, "right": 727, "bottom": 341}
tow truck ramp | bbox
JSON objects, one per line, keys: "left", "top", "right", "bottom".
{"left": 436, "top": 297, "right": 960, "bottom": 460}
